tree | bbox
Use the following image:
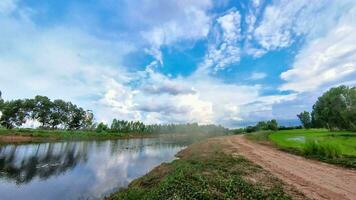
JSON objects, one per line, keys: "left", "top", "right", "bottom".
{"left": 312, "top": 85, "right": 356, "bottom": 131}
{"left": 49, "top": 99, "right": 69, "bottom": 129}
{"left": 96, "top": 122, "right": 108, "bottom": 133}
{"left": 297, "top": 111, "right": 312, "bottom": 129}
{"left": 32, "top": 96, "right": 53, "bottom": 128}
{"left": 256, "top": 121, "right": 268, "bottom": 130}
{"left": 0, "top": 100, "right": 27, "bottom": 129}
{"left": 267, "top": 119, "right": 278, "bottom": 131}
{"left": 67, "top": 103, "right": 86, "bottom": 130}
{"left": 82, "top": 110, "right": 94, "bottom": 130}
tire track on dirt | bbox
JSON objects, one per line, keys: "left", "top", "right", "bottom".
{"left": 224, "top": 135, "right": 356, "bottom": 200}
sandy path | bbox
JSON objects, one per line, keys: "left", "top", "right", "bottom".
{"left": 224, "top": 135, "right": 356, "bottom": 200}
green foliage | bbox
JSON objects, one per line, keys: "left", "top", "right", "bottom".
{"left": 96, "top": 122, "right": 109, "bottom": 133}
{"left": 303, "top": 140, "right": 342, "bottom": 159}
{"left": 297, "top": 111, "right": 312, "bottom": 129}
{"left": 245, "top": 119, "right": 279, "bottom": 133}
{"left": 246, "top": 131, "right": 271, "bottom": 141}
{"left": 268, "top": 119, "right": 279, "bottom": 131}
{"left": 0, "top": 95, "right": 93, "bottom": 130}
{"left": 111, "top": 153, "right": 292, "bottom": 200}
{"left": 269, "top": 129, "right": 356, "bottom": 168}
{"left": 147, "top": 123, "right": 229, "bottom": 135}
{"left": 110, "top": 119, "right": 148, "bottom": 133}
{"left": 312, "top": 85, "right": 356, "bottom": 131}
{"left": 231, "top": 128, "right": 245, "bottom": 134}
{"left": 0, "top": 99, "right": 28, "bottom": 129}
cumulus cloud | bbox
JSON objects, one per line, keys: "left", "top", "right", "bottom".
{"left": 3, "top": 0, "right": 354, "bottom": 128}
{"left": 280, "top": 5, "right": 356, "bottom": 92}
{"left": 198, "top": 10, "right": 242, "bottom": 73}
{"left": 135, "top": 0, "right": 212, "bottom": 64}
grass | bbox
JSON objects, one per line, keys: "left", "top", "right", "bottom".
{"left": 245, "top": 131, "right": 271, "bottom": 142}
{"left": 265, "top": 129, "right": 356, "bottom": 168}
{"left": 0, "top": 128, "right": 153, "bottom": 142}
{"left": 108, "top": 139, "right": 304, "bottom": 200}
{"left": 303, "top": 140, "right": 342, "bottom": 159}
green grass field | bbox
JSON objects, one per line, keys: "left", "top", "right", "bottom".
{"left": 258, "top": 129, "right": 356, "bottom": 168}
{"left": 269, "top": 129, "right": 356, "bottom": 157}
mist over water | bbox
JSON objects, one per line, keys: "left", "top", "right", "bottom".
{"left": 0, "top": 139, "right": 185, "bottom": 200}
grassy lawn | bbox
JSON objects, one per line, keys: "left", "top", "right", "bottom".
{"left": 269, "top": 129, "right": 356, "bottom": 157}
{"left": 246, "top": 129, "right": 356, "bottom": 168}
{"left": 108, "top": 138, "right": 305, "bottom": 200}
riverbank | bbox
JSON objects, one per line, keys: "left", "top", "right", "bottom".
{"left": 108, "top": 136, "right": 305, "bottom": 200}
{"left": 0, "top": 128, "right": 154, "bottom": 144}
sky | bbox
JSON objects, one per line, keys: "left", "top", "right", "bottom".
{"left": 0, "top": 0, "right": 355, "bottom": 127}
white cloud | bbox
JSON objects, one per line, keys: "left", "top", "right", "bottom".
{"left": 198, "top": 10, "right": 242, "bottom": 73}
{"left": 249, "top": 72, "right": 267, "bottom": 80}
{"left": 217, "top": 11, "right": 241, "bottom": 42}
{"left": 4, "top": 0, "right": 348, "bottom": 128}
{"left": 137, "top": 0, "right": 212, "bottom": 63}
{"left": 253, "top": 0, "right": 309, "bottom": 50}
{"left": 280, "top": 7, "right": 356, "bottom": 92}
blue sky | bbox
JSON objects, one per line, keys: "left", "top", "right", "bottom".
{"left": 0, "top": 0, "right": 355, "bottom": 127}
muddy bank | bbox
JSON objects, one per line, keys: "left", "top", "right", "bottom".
{"left": 0, "top": 135, "right": 56, "bottom": 144}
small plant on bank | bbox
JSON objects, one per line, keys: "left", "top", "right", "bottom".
{"left": 303, "top": 140, "right": 342, "bottom": 159}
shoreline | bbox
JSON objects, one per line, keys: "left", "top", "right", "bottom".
{"left": 108, "top": 136, "right": 305, "bottom": 200}
{"left": 0, "top": 131, "right": 156, "bottom": 145}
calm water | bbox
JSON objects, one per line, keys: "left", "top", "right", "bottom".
{"left": 0, "top": 138, "right": 186, "bottom": 200}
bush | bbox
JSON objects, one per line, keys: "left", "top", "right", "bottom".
{"left": 303, "top": 140, "right": 342, "bottom": 159}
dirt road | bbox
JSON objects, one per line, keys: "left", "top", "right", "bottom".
{"left": 224, "top": 135, "right": 356, "bottom": 200}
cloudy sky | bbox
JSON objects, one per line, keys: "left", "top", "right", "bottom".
{"left": 0, "top": 0, "right": 355, "bottom": 127}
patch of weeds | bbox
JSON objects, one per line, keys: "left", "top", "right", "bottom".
{"left": 245, "top": 131, "right": 271, "bottom": 142}
{"left": 110, "top": 152, "right": 296, "bottom": 200}
{"left": 303, "top": 140, "right": 342, "bottom": 159}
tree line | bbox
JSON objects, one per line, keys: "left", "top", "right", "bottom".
{"left": 297, "top": 85, "right": 356, "bottom": 131}
{"left": 96, "top": 120, "right": 229, "bottom": 135}
{"left": 0, "top": 93, "right": 228, "bottom": 135}
{"left": 0, "top": 95, "right": 93, "bottom": 129}
{"left": 231, "top": 119, "right": 279, "bottom": 134}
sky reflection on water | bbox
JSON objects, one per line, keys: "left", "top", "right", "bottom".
{"left": 0, "top": 138, "right": 185, "bottom": 200}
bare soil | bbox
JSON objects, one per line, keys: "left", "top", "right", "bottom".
{"left": 0, "top": 135, "right": 47, "bottom": 143}
{"left": 225, "top": 135, "right": 356, "bottom": 200}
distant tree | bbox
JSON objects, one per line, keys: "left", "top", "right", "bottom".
{"left": 267, "top": 119, "right": 278, "bottom": 131}
{"left": 256, "top": 121, "right": 268, "bottom": 130}
{"left": 297, "top": 111, "right": 312, "bottom": 129}
{"left": 67, "top": 104, "right": 86, "bottom": 130}
{"left": 312, "top": 85, "right": 356, "bottom": 131}
{"left": 32, "top": 96, "right": 53, "bottom": 128}
{"left": 96, "top": 122, "right": 108, "bottom": 133}
{"left": 49, "top": 99, "right": 69, "bottom": 129}
{"left": 83, "top": 110, "right": 94, "bottom": 130}
{"left": 0, "top": 100, "right": 27, "bottom": 129}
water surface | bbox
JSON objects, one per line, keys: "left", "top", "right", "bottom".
{"left": 0, "top": 138, "right": 185, "bottom": 200}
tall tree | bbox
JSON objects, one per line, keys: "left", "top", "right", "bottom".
{"left": 49, "top": 99, "right": 69, "bottom": 129}
{"left": 0, "top": 100, "right": 27, "bottom": 129}
{"left": 267, "top": 119, "right": 279, "bottom": 131}
{"left": 32, "top": 96, "right": 53, "bottom": 128}
{"left": 297, "top": 111, "right": 312, "bottom": 129}
{"left": 312, "top": 85, "right": 356, "bottom": 131}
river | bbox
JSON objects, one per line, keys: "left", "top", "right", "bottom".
{"left": 0, "top": 138, "right": 186, "bottom": 200}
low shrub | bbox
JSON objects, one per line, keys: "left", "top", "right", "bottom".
{"left": 303, "top": 140, "right": 342, "bottom": 159}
